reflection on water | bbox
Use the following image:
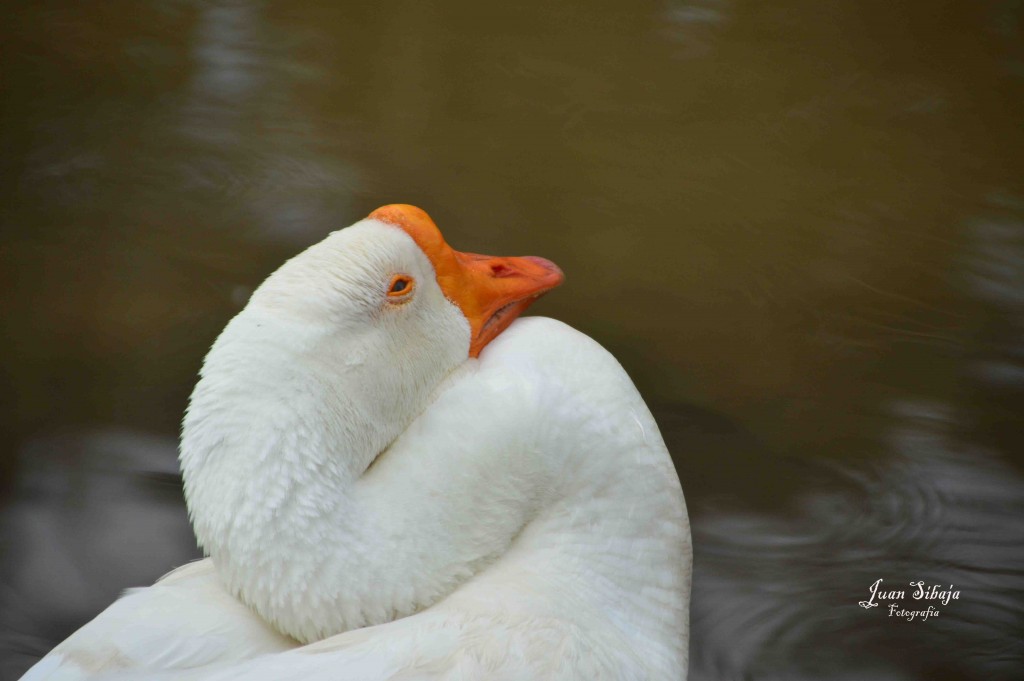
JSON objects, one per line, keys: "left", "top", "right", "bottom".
{"left": 963, "top": 200, "right": 1024, "bottom": 468}
{"left": 0, "top": 430, "right": 198, "bottom": 680}
{"left": 691, "top": 402, "right": 1024, "bottom": 681}
{"left": 1, "top": 1, "right": 1022, "bottom": 679}
{"left": 183, "top": 0, "right": 361, "bottom": 245}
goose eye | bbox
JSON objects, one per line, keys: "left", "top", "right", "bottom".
{"left": 387, "top": 275, "right": 415, "bottom": 299}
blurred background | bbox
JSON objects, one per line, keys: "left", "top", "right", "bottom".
{"left": 1, "top": 1, "right": 1022, "bottom": 679}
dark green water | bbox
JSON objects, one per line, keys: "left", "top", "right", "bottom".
{"left": 2, "top": 2, "right": 1022, "bottom": 679}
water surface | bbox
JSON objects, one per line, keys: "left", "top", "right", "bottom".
{"left": 2, "top": 1, "right": 1022, "bottom": 679}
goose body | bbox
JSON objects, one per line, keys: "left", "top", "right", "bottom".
{"left": 24, "top": 206, "right": 691, "bottom": 680}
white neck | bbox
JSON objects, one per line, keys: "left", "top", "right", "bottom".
{"left": 181, "top": 316, "right": 689, "bottom": 673}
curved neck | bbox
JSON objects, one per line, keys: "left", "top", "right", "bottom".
{"left": 181, "top": 316, "right": 690, "bottom": 674}
{"left": 180, "top": 314, "right": 531, "bottom": 643}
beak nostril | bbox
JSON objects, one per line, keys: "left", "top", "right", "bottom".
{"left": 490, "top": 263, "right": 515, "bottom": 278}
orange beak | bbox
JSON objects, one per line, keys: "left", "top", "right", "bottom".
{"left": 369, "top": 204, "right": 564, "bottom": 358}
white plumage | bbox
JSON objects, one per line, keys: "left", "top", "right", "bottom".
{"left": 24, "top": 206, "right": 691, "bottom": 680}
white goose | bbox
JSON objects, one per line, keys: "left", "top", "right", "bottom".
{"left": 24, "top": 205, "right": 691, "bottom": 680}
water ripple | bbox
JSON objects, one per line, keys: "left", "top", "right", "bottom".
{"left": 691, "top": 402, "right": 1024, "bottom": 681}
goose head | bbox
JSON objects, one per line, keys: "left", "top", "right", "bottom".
{"left": 246, "top": 204, "right": 563, "bottom": 360}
